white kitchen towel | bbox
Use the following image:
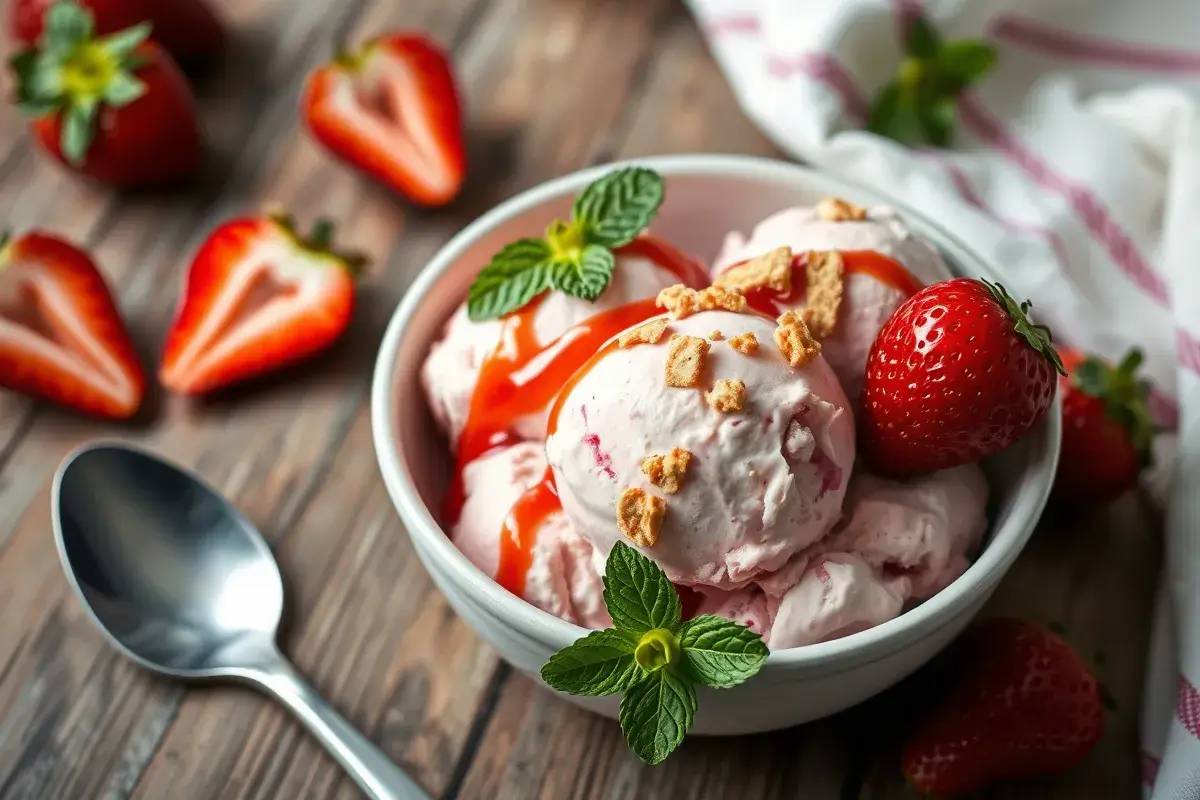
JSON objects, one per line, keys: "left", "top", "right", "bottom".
{"left": 684, "top": 1, "right": 1200, "bottom": 797}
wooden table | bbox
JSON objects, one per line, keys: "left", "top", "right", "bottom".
{"left": 0, "top": 1, "right": 1161, "bottom": 797}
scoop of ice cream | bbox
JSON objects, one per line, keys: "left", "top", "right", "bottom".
{"left": 694, "top": 587, "right": 773, "bottom": 639}
{"left": 453, "top": 442, "right": 611, "bottom": 628}
{"left": 546, "top": 310, "right": 855, "bottom": 589}
{"left": 767, "top": 553, "right": 911, "bottom": 649}
{"left": 825, "top": 465, "right": 989, "bottom": 599}
{"left": 713, "top": 206, "right": 946, "bottom": 401}
{"left": 422, "top": 243, "right": 702, "bottom": 446}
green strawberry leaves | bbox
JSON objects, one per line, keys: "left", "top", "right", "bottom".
{"left": 541, "top": 542, "right": 768, "bottom": 765}
{"left": 867, "top": 15, "right": 998, "bottom": 148}
{"left": 466, "top": 167, "right": 665, "bottom": 321}
{"left": 1073, "top": 348, "right": 1157, "bottom": 467}
{"left": 9, "top": 1, "right": 152, "bottom": 166}
{"left": 981, "top": 278, "right": 1067, "bottom": 377}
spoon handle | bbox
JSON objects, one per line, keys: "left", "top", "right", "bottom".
{"left": 250, "top": 652, "right": 431, "bottom": 800}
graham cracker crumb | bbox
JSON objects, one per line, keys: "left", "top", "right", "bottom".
{"left": 641, "top": 447, "right": 692, "bottom": 494}
{"left": 618, "top": 318, "right": 669, "bottom": 349}
{"left": 657, "top": 284, "right": 747, "bottom": 319}
{"left": 616, "top": 487, "right": 666, "bottom": 547}
{"left": 665, "top": 335, "right": 710, "bottom": 388}
{"left": 727, "top": 332, "right": 759, "bottom": 355}
{"left": 657, "top": 285, "right": 700, "bottom": 319}
{"left": 801, "top": 250, "right": 845, "bottom": 339}
{"left": 714, "top": 246, "right": 792, "bottom": 295}
{"left": 705, "top": 379, "right": 746, "bottom": 413}
{"left": 709, "top": 330, "right": 724, "bottom": 341}
{"left": 816, "top": 196, "right": 867, "bottom": 222}
{"left": 775, "top": 310, "right": 821, "bottom": 367}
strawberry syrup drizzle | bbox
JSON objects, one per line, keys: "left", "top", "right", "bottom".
{"left": 741, "top": 250, "right": 923, "bottom": 317}
{"left": 444, "top": 235, "right": 705, "bottom": 597}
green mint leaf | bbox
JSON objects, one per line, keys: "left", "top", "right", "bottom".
{"left": 99, "top": 22, "right": 152, "bottom": 60}
{"left": 937, "top": 40, "right": 998, "bottom": 85}
{"left": 919, "top": 95, "right": 957, "bottom": 148}
{"left": 867, "top": 82, "right": 924, "bottom": 146}
{"left": 61, "top": 102, "right": 95, "bottom": 166}
{"left": 466, "top": 238, "right": 553, "bottom": 321}
{"left": 102, "top": 72, "right": 146, "bottom": 107}
{"left": 618, "top": 668, "right": 696, "bottom": 765}
{"left": 906, "top": 15, "right": 942, "bottom": 59}
{"left": 540, "top": 628, "right": 644, "bottom": 696}
{"left": 42, "top": 1, "right": 94, "bottom": 57}
{"left": 678, "top": 615, "right": 768, "bottom": 689}
{"left": 603, "top": 541, "right": 682, "bottom": 635}
{"left": 572, "top": 167, "right": 664, "bottom": 248}
{"left": 547, "top": 244, "right": 613, "bottom": 301}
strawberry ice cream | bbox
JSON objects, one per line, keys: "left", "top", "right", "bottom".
{"left": 712, "top": 202, "right": 947, "bottom": 401}
{"left": 422, "top": 237, "right": 706, "bottom": 445}
{"left": 545, "top": 309, "right": 855, "bottom": 589}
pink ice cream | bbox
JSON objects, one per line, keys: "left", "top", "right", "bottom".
{"left": 454, "top": 442, "right": 611, "bottom": 629}
{"left": 712, "top": 205, "right": 947, "bottom": 400}
{"left": 422, "top": 245, "right": 701, "bottom": 445}
{"left": 545, "top": 310, "right": 855, "bottom": 589}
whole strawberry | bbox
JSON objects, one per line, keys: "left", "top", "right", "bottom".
{"left": 861, "top": 277, "right": 1065, "bottom": 478}
{"left": 1054, "top": 347, "right": 1154, "bottom": 506}
{"left": 902, "top": 618, "right": 1105, "bottom": 796}
{"left": 9, "top": 1, "right": 201, "bottom": 186}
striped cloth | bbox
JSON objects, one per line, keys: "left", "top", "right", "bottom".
{"left": 685, "top": 1, "right": 1200, "bottom": 797}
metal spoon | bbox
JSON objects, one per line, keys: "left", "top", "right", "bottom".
{"left": 52, "top": 442, "right": 430, "bottom": 800}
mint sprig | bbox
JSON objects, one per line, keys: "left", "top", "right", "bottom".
{"left": 467, "top": 167, "right": 665, "bottom": 321}
{"left": 867, "top": 15, "right": 997, "bottom": 147}
{"left": 541, "top": 542, "right": 768, "bottom": 765}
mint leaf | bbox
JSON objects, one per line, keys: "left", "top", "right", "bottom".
{"left": 61, "top": 102, "right": 94, "bottom": 166}
{"left": 937, "top": 40, "right": 998, "bottom": 84}
{"left": 547, "top": 244, "right": 613, "bottom": 301}
{"left": 541, "top": 629, "right": 644, "bottom": 696}
{"left": 678, "top": 615, "right": 768, "bottom": 689}
{"left": 99, "top": 22, "right": 151, "bottom": 60}
{"left": 618, "top": 668, "right": 696, "bottom": 765}
{"left": 906, "top": 15, "right": 942, "bottom": 59}
{"left": 603, "top": 541, "right": 681, "bottom": 634}
{"left": 466, "top": 238, "right": 552, "bottom": 321}
{"left": 102, "top": 72, "right": 146, "bottom": 107}
{"left": 573, "top": 167, "right": 664, "bottom": 248}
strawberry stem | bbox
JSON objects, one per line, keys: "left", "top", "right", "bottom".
{"left": 270, "top": 212, "right": 369, "bottom": 278}
{"left": 980, "top": 278, "right": 1067, "bottom": 376}
{"left": 1073, "top": 348, "right": 1156, "bottom": 467}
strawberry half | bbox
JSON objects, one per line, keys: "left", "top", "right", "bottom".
{"left": 302, "top": 33, "right": 466, "bottom": 207}
{"left": 902, "top": 618, "right": 1106, "bottom": 796}
{"left": 0, "top": 231, "right": 145, "bottom": 418}
{"left": 1054, "top": 347, "right": 1155, "bottom": 505}
{"left": 9, "top": 0, "right": 225, "bottom": 67}
{"left": 10, "top": 1, "right": 201, "bottom": 186}
{"left": 860, "top": 277, "right": 1065, "bottom": 478}
{"left": 159, "top": 214, "right": 366, "bottom": 395}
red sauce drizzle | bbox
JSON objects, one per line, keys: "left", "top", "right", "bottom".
{"left": 445, "top": 235, "right": 707, "bottom": 595}
{"left": 741, "top": 250, "right": 924, "bottom": 317}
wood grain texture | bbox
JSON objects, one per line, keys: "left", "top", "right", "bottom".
{"left": 0, "top": 0, "right": 1157, "bottom": 798}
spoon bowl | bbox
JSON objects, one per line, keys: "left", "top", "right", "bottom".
{"left": 52, "top": 442, "right": 429, "bottom": 800}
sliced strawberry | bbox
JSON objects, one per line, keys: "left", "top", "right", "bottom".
{"left": 302, "top": 33, "right": 466, "bottom": 207}
{"left": 0, "top": 231, "right": 145, "bottom": 418}
{"left": 159, "top": 214, "right": 365, "bottom": 395}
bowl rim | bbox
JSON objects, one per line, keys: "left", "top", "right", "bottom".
{"left": 371, "top": 153, "right": 1062, "bottom": 672}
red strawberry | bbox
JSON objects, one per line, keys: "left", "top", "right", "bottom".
{"left": 1054, "top": 347, "right": 1154, "bottom": 505}
{"left": 0, "top": 230, "right": 145, "bottom": 418}
{"left": 10, "top": 2, "right": 201, "bottom": 187}
{"left": 902, "top": 618, "right": 1105, "bottom": 796}
{"left": 9, "top": 0, "right": 225, "bottom": 67}
{"left": 302, "top": 33, "right": 466, "bottom": 207}
{"left": 860, "top": 277, "right": 1065, "bottom": 478}
{"left": 159, "top": 213, "right": 365, "bottom": 395}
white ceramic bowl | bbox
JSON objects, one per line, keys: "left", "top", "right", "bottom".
{"left": 371, "top": 155, "right": 1061, "bottom": 735}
